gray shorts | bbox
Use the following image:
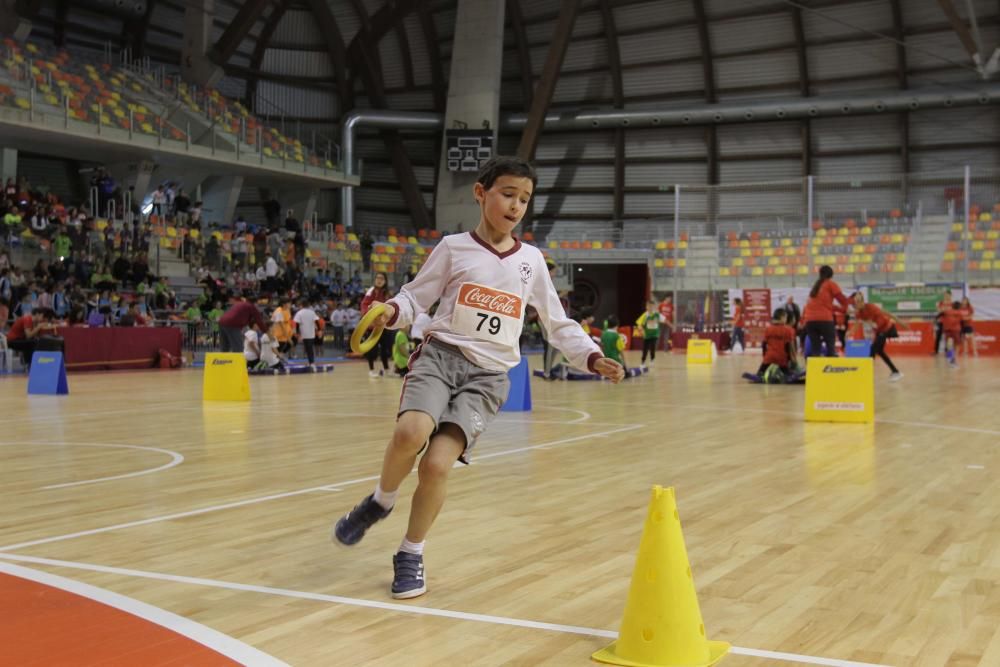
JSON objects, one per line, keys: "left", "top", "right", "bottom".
{"left": 398, "top": 339, "right": 510, "bottom": 463}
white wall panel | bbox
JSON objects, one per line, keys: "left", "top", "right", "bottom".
{"left": 720, "top": 160, "right": 802, "bottom": 182}
{"left": 384, "top": 90, "right": 436, "bottom": 110}
{"left": 404, "top": 14, "right": 433, "bottom": 87}
{"left": 811, "top": 115, "right": 900, "bottom": 153}
{"left": 626, "top": 163, "right": 706, "bottom": 187}
{"left": 716, "top": 52, "right": 798, "bottom": 89}
{"left": 815, "top": 154, "right": 901, "bottom": 179}
{"left": 710, "top": 12, "right": 794, "bottom": 56}
{"left": 378, "top": 32, "right": 407, "bottom": 89}
{"left": 622, "top": 63, "right": 704, "bottom": 96}
{"left": 808, "top": 41, "right": 897, "bottom": 80}
{"left": 803, "top": 1, "right": 892, "bottom": 40}
{"left": 536, "top": 132, "right": 616, "bottom": 160}
{"left": 719, "top": 122, "right": 801, "bottom": 155}
{"left": 614, "top": 1, "right": 694, "bottom": 32}
{"left": 536, "top": 193, "right": 613, "bottom": 215}
{"left": 625, "top": 127, "right": 705, "bottom": 158}
{"left": 262, "top": 49, "right": 333, "bottom": 78}
{"left": 618, "top": 28, "right": 700, "bottom": 66}
{"left": 552, "top": 73, "right": 614, "bottom": 105}
{"left": 256, "top": 81, "right": 336, "bottom": 118}
{"left": 909, "top": 108, "right": 1000, "bottom": 145}
{"left": 273, "top": 9, "right": 325, "bottom": 45}
{"left": 329, "top": 0, "right": 363, "bottom": 45}
{"left": 536, "top": 165, "right": 615, "bottom": 188}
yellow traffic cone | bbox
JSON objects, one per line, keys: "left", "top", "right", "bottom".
{"left": 593, "top": 486, "right": 729, "bottom": 667}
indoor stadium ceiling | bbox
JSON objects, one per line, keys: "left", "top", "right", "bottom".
{"left": 22, "top": 0, "right": 1000, "bottom": 227}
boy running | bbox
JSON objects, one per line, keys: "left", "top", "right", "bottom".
{"left": 332, "top": 157, "right": 624, "bottom": 599}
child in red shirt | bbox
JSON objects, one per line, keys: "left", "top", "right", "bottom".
{"left": 756, "top": 309, "right": 796, "bottom": 376}
{"left": 959, "top": 296, "right": 977, "bottom": 358}
{"left": 852, "top": 292, "right": 904, "bottom": 380}
{"left": 803, "top": 265, "right": 850, "bottom": 357}
{"left": 940, "top": 301, "right": 963, "bottom": 367}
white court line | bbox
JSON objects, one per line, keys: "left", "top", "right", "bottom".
{"left": 0, "top": 553, "right": 890, "bottom": 667}
{"left": 0, "top": 442, "right": 184, "bottom": 490}
{"left": 622, "top": 400, "right": 1000, "bottom": 437}
{"left": 0, "top": 424, "right": 643, "bottom": 552}
{"left": 0, "top": 559, "right": 289, "bottom": 667}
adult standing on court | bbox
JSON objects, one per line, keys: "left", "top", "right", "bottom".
{"left": 293, "top": 299, "right": 320, "bottom": 367}
{"left": 540, "top": 258, "right": 562, "bottom": 378}
{"left": 802, "top": 265, "right": 849, "bottom": 358}
{"left": 852, "top": 292, "right": 904, "bottom": 381}
{"left": 959, "top": 296, "right": 977, "bottom": 358}
{"left": 933, "top": 290, "right": 951, "bottom": 355}
{"left": 360, "top": 272, "right": 394, "bottom": 377}
{"left": 218, "top": 298, "right": 267, "bottom": 354}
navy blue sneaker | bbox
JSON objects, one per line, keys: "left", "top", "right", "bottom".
{"left": 391, "top": 551, "right": 426, "bottom": 599}
{"left": 333, "top": 494, "right": 392, "bottom": 546}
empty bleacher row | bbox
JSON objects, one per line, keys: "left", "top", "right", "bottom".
{"left": 719, "top": 213, "right": 913, "bottom": 278}
{"left": 943, "top": 204, "right": 1000, "bottom": 273}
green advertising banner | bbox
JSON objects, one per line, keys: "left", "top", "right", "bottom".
{"left": 868, "top": 285, "right": 955, "bottom": 317}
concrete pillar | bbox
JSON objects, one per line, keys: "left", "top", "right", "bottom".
{"left": 433, "top": 0, "right": 506, "bottom": 233}
{"left": 181, "top": 0, "right": 223, "bottom": 88}
{"left": 200, "top": 174, "right": 243, "bottom": 228}
{"left": 0, "top": 147, "right": 17, "bottom": 184}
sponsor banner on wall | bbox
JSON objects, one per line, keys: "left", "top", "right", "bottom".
{"left": 869, "top": 285, "right": 956, "bottom": 317}
{"left": 884, "top": 320, "right": 1000, "bottom": 355}
{"left": 742, "top": 288, "right": 771, "bottom": 348}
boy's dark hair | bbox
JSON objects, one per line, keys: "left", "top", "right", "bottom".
{"left": 952, "top": 300, "right": 961, "bottom": 309}
{"left": 606, "top": 314, "right": 619, "bottom": 328}
{"left": 476, "top": 156, "right": 537, "bottom": 190}
{"left": 772, "top": 308, "right": 787, "bottom": 321}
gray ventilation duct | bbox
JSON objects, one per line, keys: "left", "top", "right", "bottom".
{"left": 341, "top": 110, "right": 443, "bottom": 231}
{"left": 340, "top": 86, "right": 1000, "bottom": 228}
{"left": 501, "top": 86, "right": 1000, "bottom": 130}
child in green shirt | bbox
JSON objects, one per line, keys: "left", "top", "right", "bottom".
{"left": 392, "top": 326, "right": 411, "bottom": 377}
{"left": 635, "top": 299, "right": 663, "bottom": 368}
{"left": 600, "top": 315, "right": 627, "bottom": 370}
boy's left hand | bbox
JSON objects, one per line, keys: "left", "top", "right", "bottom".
{"left": 594, "top": 357, "right": 625, "bottom": 384}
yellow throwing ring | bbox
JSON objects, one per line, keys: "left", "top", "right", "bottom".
{"left": 351, "top": 303, "right": 388, "bottom": 354}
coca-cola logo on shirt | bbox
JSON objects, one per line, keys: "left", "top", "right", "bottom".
{"left": 458, "top": 283, "right": 522, "bottom": 319}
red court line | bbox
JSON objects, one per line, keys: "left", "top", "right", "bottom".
{"left": 0, "top": 570, "right": 244, "bottom": 666}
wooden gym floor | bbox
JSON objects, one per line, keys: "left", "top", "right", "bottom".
{"left": 0, "top": 351, "right": 998, "bottom": 667}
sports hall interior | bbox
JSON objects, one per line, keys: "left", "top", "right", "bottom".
{"left": 1, "top": 1, "right": 1000, "bottom": 666}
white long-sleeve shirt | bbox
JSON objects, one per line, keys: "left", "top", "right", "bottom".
{"left": 387, "top": 231, "right": 601, "bottom": 373}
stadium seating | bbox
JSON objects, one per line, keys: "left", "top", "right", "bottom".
{"left": 0, "top": 38, "right": 333, "bottom": 167}
{"left": 941, "top": 204, "right": 1000, "bottom": 273}
{"left": 718, "top": 214, "right": 913, "bottom": 278}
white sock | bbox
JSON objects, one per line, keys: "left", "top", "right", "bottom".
{"left": 399, "top": 537, "right": 425, "bottom": 556}
{"left": 373, "top": 485, "right": 397, "bottom": 510}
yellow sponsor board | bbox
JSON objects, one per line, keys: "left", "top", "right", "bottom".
{"left": 803, "top": 357, "right": 874, "bottom": 423}
{"left": 686, "top": 338, "right": 716, "bottom": 365}
{"left": 203, "top": 352, "right": 251, "bottom": 402}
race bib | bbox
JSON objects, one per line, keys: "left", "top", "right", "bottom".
{"left": 452, "top": 283, "right": 523, "bottom": 349}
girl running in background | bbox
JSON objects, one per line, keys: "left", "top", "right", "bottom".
{"left": 634, "top": 300, "right": 663, "bottom": 369}
{"left": 959, "top": 296, "right": 977, "bottom": 358}
{"left": 802, "top": 265, "right": 850, "bottom": 358}
{"left": 730, "top": 297, "right": 745, "bottom": 353}
{"left": 941, "top": 301, "right": 963, "bottom": 368}
{"left": 852, "top": 292, "right": 905, "bottom": 381}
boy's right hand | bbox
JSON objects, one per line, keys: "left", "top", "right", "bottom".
{"left": 372, "top": 301, "right": 396, "bottom": 328}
